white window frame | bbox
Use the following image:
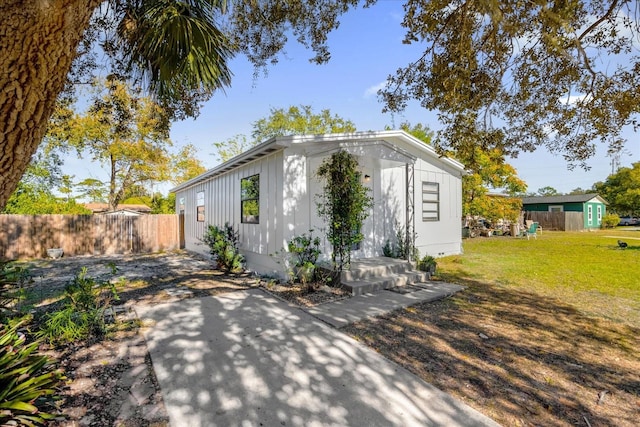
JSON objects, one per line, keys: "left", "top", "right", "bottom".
{"left": 548, "top": 205, "right": 563, "bottom": 212}
{"left": 597, "top": 205, "right": 602, "bottom": 222}
{"left": 196, "top": 191, "right": 205, "bottom": 222}
{"left": 588, "top": 205, "right": 593, "bottom": 223}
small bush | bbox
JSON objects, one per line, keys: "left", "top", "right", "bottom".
{"left": 288, "top": 231, "right": 321, "bottom": 268}
{"left": 601, "top": 213, "right": 620, "bottom": 228}
{"left": 382, "top": 222, "right": 418, "bottom": 261}
{"left": 1, "top": 260, "right": 32, "bottom": 321}
{"left": 417, "top": 255, "right": 437, "bottom": 273}
{"left": 38, "top": 267, "right": 119, "bottom": 346}
{"left": 202, "top": 223, "right": 244, "bottom": 273}
{"left": 0, "top": 321, "right": 64, "bottom": 426}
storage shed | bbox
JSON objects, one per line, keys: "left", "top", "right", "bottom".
{"left": 522, "top": 193, "right": 608, "bottom": 230}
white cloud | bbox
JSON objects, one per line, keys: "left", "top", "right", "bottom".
{"left": 363, "top": 81, "right": 388, "bottom": 98}
{"left": 562, "top": 93, "right": 592, "bottom": 105}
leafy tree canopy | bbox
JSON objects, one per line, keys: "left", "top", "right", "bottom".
{"left": 594, "top": 162, "right": 640, "bottom": 214}
{"left": 52, "top": 79, "right": 174, "bottom": 211}
{"left": 537, "top": 186, "right": 561, "bottom": 197}
{"left": 213, "top": 105, "right": 356, "bottom": 162}
{"left": 2, "top": 153, "right": 89, "bottom": 214}
{"left": 379, "top": 0, "right": 640, "bottom": 169}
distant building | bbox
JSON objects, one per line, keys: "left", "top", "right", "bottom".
{"left": 522, "top": 193, "right": 608, "bottom": 229}
{"left": 84, "top": 203, "right": 151, "bottom": 215}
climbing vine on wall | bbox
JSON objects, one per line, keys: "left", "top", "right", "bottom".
{"left": 316, "top": 150, "right": 373, "bottom": 272}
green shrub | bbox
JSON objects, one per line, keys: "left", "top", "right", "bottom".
{"left": 38, "top": 267, "right": 119, "bottom": 346}
{"left": 601, "top": 213, "right": 620, "bottom": 228}
{"left": 288, "top": 231, "right": 321, "bottom": 268}
{"left": 417, "top": 255, "right": 437, "bottom": 273}
{"left": 0, "top": 322, "right": 64, "bottom": 426}
{"left": 202, "top": 223, "right": 244, "bottom": 273}
{"left": 1, "top": 261, "right": 32, "bottom": 321}
{"left": 382, "top": 222, "right": 418, "bottom": 261}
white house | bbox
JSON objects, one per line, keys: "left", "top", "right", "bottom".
{"left": 171, "top": 130, "right": 465, "bottom": 278}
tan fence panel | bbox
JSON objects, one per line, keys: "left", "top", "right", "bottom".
{"left": 525, "top": 211, "right": 584, "bottom": 231}
{"left": 0, "top": 214, "right": 179, "bottom": 260}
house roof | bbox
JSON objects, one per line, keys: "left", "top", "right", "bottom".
{"left": 171, "top": 130, "right": 466, "bottom": 193}
{"left": 84, "top": 203, "right": 152, "bottom": 213}
{"left": 521, "top": 193, "right": 608, "bottom": 205}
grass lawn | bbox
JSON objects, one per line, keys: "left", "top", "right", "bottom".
{"left": 344, "top": 229, "right": 640, "bottom": 426}
{"left": 439, "top": 229, "right": 640, "bottom": 325}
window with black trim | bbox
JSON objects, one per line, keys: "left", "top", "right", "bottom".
{"left": 196, "top": 191, "right": 205, "bottom": 222}
{"left": 422, "top": 182, "right": 439, "bottom": 221}
{"left": 241, "top": 175, "right": 260, "bottom": 223}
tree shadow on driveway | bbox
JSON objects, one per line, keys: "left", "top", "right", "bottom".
{"left": 136, "top": 289, "right": 499, "bottom": 427}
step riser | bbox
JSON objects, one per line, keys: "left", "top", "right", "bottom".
{"left": 342, "top": 271, "right": 431, "bottom": 296}
{"left": 341, "top": 261, "right": 415, "bottom": 282}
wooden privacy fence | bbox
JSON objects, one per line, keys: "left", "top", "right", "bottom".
{"left": 0, "top": 214, "right": 180, "bottom": 260}
{"left": 524, "top": 211, "right": 584, "bottom": 231}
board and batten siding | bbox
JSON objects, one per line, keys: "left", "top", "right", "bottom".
{"left": 413, "top": 157, "right": 463, "bottom": 257}
{"left": 176, "top": 151, "right": 284, "bottom": 265}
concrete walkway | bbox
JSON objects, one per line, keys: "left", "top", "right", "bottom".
{"left": 137, "top": 288, "right": 499, "bottom": 427}
{"left": 306, "top": 281, "right": 464, "bottom": 327}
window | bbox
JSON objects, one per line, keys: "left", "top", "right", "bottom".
{"left": 241, "top": 175, "right": 260, "bottom": 223}
{"left": 597, "top": 205, "right": 602, "bottom": 222}
{"left": 549, "top": 205, "right": 563, "bottom": 212}
{"left": 422, "top": 182, "right": 439, "bottom": 221}
{"left": 196, "top": 191, "right": 205, "bottom": 222}
{"left": 587, "top": 205, "right": 593, "bottom": 223}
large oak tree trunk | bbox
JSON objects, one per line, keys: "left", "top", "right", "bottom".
{"left": 0, "top": 0, "right": 101, "bottom": 210}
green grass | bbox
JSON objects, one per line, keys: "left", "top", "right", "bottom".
{"left": 437, "top": 229, "right": 640, "bottom": 325}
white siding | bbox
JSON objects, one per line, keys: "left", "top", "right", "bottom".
{"left": 175, "top": 151, "right": 284, "bottom": 270}
{"left": 413, "top": 158, "right": 463, "bottom": 257}
{"left": 175, "top": 132, "right": 463, "bottom": 277}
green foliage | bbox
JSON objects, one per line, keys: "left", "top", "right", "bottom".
{"left": 58, "top": 78, "right": 174, "bottom": 211}
{"left": 417, "top": 255, "right": 437, "bottom": 273}
{"left": 213, "top": 105, "right": 357, "bottom": 162}
{"left": 595, "top": 162, "right": 640, "bottom": 215}
{"left": 382, "top": 222, "right": 418, "bottom": 261}
{"left": 380, "top": 1, "right": 640, "bottom": 168}
{"left": 287, "top": 231, "right": 322, "bottom": 286}
{"left": 287, "top": 231, "right": 321, "bottom": 268}
{"left": 202, "top": 223, "right": 244, "bottom": 273}
{"left": 252, "top": 105, "right": 356, "bottom": 142}
{"left": 2, "top": 152, "right": 90, "bottom": 214}
{"left": 0, "top": 261, "right": 32, "bottom": 321}
{"left": 151, "top": 192, "right": 176, "bottom": 214}
{"left": 316, "top": 151, "right": 373, "bottom": 271}
{"left": 39, "top": 268, "right": 120, "bottom": 346}
{"left": 171, "top": 144, "right": 207, "bottom": 184}
{"left": 0, "top": 321, "right": 64, "bottom": 426}
{"left": 213, "top": 134, "right": 255, "bottom": 163}
{"left": 537, "top": 186, "right": 560, "bottom": 197}
{"left": 601, "top": 214, "right": 620, "bottom": 229}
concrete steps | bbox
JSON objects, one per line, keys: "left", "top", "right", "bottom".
{"left": 340, "top": 257, "right": 431, "bottom": 296}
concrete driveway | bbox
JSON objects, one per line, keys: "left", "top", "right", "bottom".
{"left": 136, "top": 289, "right": 500, "bottom": 427}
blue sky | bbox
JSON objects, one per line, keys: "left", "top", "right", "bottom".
{"left": 68, "top": 1, "right": 640, "bottom": 195}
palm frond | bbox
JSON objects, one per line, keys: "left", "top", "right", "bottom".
{"left": 116, "top": 0, "right": 233, "bottom": 100}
